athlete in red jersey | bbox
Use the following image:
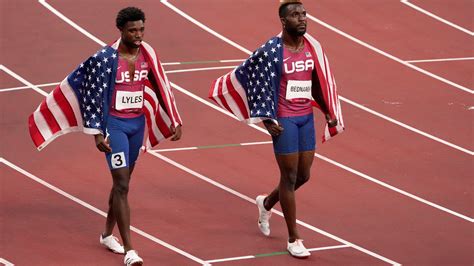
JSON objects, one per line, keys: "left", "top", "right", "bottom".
{"left": 255, "top": 0, "right": 337, "bottom": 259}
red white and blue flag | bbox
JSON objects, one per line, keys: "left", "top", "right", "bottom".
{"left": 209, "top": 34, "right": 344, "bottom": 142}
{"left": 28, "top": 40, "right": 182, "bottom": 150}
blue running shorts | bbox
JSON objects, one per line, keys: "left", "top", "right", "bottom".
{"left": 105, "top": 115, "right": 145, "bottom": 170}
{"left": 271, "top": 113, "right": 316, "bottom": 154}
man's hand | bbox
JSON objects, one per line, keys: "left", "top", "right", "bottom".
{"left": 94, "top": 134, "right": 112, "bottom": 153}
{"left": 263, "top": 120, "right": 284, "bottom": 137}
{"left": 325, "top": 113, "right": 338, "bottom": 128}
{"left": 170, "top": 124, "right": 182, "bottom": 141}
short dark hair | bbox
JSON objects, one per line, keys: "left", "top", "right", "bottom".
{"left": 116, "top": 7, "right": 146, "bottom": 29}
{"left": 279, "top": 3, "right": 302, "bottom": 18}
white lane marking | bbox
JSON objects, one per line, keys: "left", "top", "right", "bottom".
{"left": 152, "top": 141, "right": 272, "bottom": 153}
{"left": 205, "top": 244, "right": 350, "bottom": 263}
{"left": 400, "top": 0, "right": 474, "bottom": 36}
{"left": 38, "top": 0, "right": 106, "bottom": 46}
{"left": 0, "top": 258, "right": 14, "bottom": 266}
{"left": 0, "top": 82, "right": 60, "bottom": 92}
{"left": 0, "top": 65, "right": 48, "bottom": 96}
{"left": 405, "top": 57, "right": 474, "bottom": 63}
{"left": 166, "top": 65, "right": 236, "bottom": 74}
{"left": 305, "top": 13, "right": 472, "bottom": 94}
{"left": 0, "top": 157, "right": 207, "bottom": 265}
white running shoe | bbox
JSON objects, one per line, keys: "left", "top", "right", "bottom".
{"left": 100, "top": 234, "right": 125, "bottom": 254}
{"left": 287, "top": 239, "right": 311, "bottom": 258}
{"left": 256, "top": 195, "right": 272, "bottom": 236}
{"left": 124, "top": 250, "right": 143, "bottom": 266}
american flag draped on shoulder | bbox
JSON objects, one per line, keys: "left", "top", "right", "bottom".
{"left": 209, "top": 34, "right": 344, "bottom": 142}
{"left": 28, "top": 40, "right": 182, "bottom": 150}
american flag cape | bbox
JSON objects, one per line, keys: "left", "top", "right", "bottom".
{"left": 209, "top": 34, "right": 344, "bottom": 142}
{"left": 28, "top": 39, "right": 182, "bottom": 151}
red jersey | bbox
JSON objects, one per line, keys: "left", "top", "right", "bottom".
{"left": 277, "top": 39, "right": 315, "bottom": 118}
{"left": 110, "top": 50, "right": 150, "bottom": 118}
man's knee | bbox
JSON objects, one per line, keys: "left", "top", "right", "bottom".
{"left": 112, "top": 180, "right": 129, "bottom": 196}
{"left": 297, "top": 173, "right": 310, "bottom": 186}
{"left": 281, "top": 171, "right": 298, "bottom": 190}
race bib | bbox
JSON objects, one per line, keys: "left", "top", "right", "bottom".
{"left": 286, "top": 80, "right": 312, "bottom": 101}
{"left": 115, "top": 90, "right": 144, "bottom": 110}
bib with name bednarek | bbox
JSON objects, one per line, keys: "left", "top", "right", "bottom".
{"left": 285, "top": 80, "right": 312, "bottom": 101}
{"left": 115, "top": 90, "right": 144, "bottom": 110}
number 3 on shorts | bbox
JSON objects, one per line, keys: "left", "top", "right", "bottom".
{"left": 111, "top": 152, "right": 126, "bottom": 169}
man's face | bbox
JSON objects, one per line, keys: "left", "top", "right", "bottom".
{"left": 120, "top": 20, "right": 145, "bottom": 48}
{"left": 282, "top": 4, "right": 307, "bottom": 36}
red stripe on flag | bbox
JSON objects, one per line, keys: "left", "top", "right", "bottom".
{"left": 209, "top": 79, "right": 220, "bottom": 105}
{"left": 328, "top": 125, "right": 338, "bottom": 137}
{"left": 143, "top": 108, "right": 158, "bottom": 147}
{"left": 225, "top": 75, "right": 250, "bottom": 119}
{"left": 155, "top": 107, "right": 172, "bottom": 138}
{"left": 39, "top": 100, "right": 61, "bottom": 134}
{"left": 216, "top": 76, "right": 233, "bottom": 113}
{"left": 53, "top": 86, "right": 77, "bottom": 127}
{"left": 28, "top": 114, "right": 45, "bottom": 148}
{"left": 144, "top": 92, "right": 157, "bottom": 116}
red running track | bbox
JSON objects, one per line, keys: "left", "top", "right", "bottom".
{"left": 1, "top": 0, "right": 472, "bottom": 265}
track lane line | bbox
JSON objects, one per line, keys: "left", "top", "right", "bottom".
{"left": 152, "top": 140, "right": 273, "bottom": 153}
{"left": 205, "top": 244, "right": 350, "bottom": 263}
{"left": 400, "top": 0, "right": 474, "bottom": 36}
{"left": 158, "top": 0, "right": 473, "bottom": 155}
{"left": 405, "top": 57, "right": 474, "bottom": 63}
{"left": 0, "top": 258, "right": 14, "bottom": 266}
{"left": 0, "top": 157, "right": 207, "bottom": 265}
{"left": 305, "top": 13, "right": 473, "bottom": 94}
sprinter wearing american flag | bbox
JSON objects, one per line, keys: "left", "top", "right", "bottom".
{"left": 209, "top": 0, "right": 344, "bottom": 258}
{"left": 29, "top": 7, "right": 182, "bottom": 265}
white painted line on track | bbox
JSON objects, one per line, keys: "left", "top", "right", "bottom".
{"left": 162, "top": 59, "right": 244, "bottom": 66}
{"left": 405, "top": 57, "right": 474, "bottom": 63}
{"left": 149, "top": 151, "right": 400, "bottom": 265}
{"left": 159, "top": 1, "right": 473, "bottom": 155}
{"left": 152, "top": 141, "right": 272, "bottom": 153}
{"left": 305, "top": 13, "right": 473, "bottom": 94}
{"left": 0, "top": 157, "right": 207, "bottom": 265}
{"left": 0, "top": 258, "right": 14, "bottom": 266}
{"left": 205, "top": 244, "right": 350, "bottom": 263}
{"left": 170, "top": 81, "right": 474, "bottom": 223}
{"left": 400, "top": 0, "right": 474, "bottom": 36}
{"left": 0, "top": 65, "right": 235, "bottom": 92}
{"left": 340, "top": 96, "right": 473, "bottom": 155}
{"left": 0, "top": 65, "right": 48, "bottom": 96}
{"left": 166, "top": 65, "right": 236, "bottom": 74}
{"left": 39, "top": 0, "right": 106, "bottom": 46}
{"left": 0, "top": 82, "right": 60, "bottom": 92}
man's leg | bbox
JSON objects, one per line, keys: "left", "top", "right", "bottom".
{"left": 110, "top": 167, "right": 133, "bottom": 252}
{"left": 103, "top": 163, "right": 136, "bottom": 237}
{"left": 263, "top": 150, "right": 314, "bottom": 211}
{"left": 274, "top": 153, "right": 300, "bottom": 242}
